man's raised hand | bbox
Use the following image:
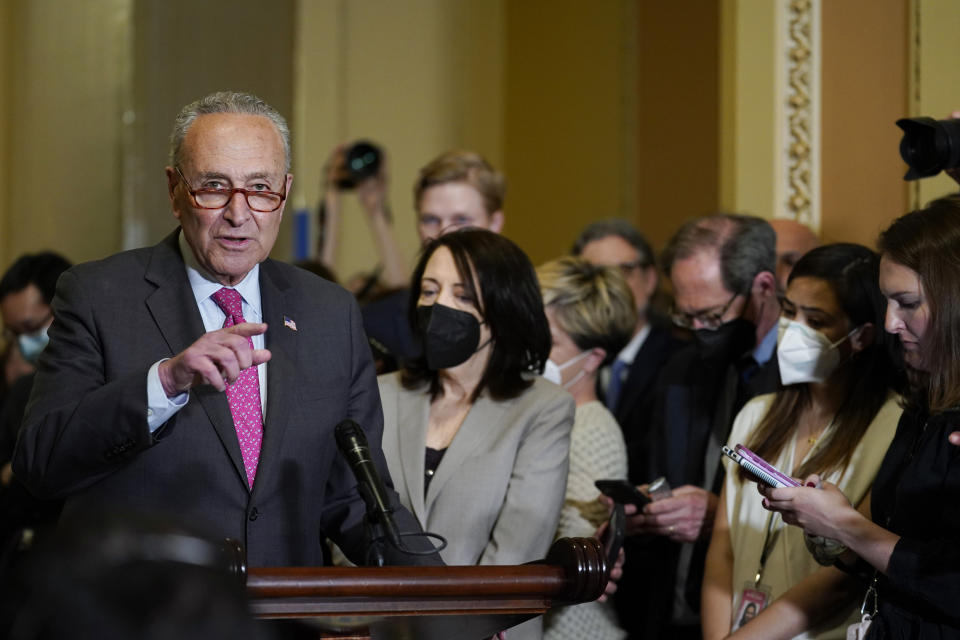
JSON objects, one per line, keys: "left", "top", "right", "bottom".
{"left": 158, "top": 323, "right": 271, "bottom": 396}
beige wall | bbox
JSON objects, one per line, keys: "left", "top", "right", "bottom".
{"left": 720, "top": 0, "right": 777, "bottom": 221}
{"left": 4, "top": 1, "right": 960, "bottom": 277}
{"left": 915, "top": 0, "right": 960, "bottom": 208}
{"left": 2, "top": 0, "right": 131, "bottom": 268}
{"left": 636, "top": 0, "right": 722, "bottom": 252}
{"left": 292, "top": 0, "right": 506, "bottom": 281}
{"left": 0, "top": 0, "right": 10, "bottom": 269}
{"left": 293, "top": 0, "right": 633, "bottom": 275}
{"left": 503, "top": 0, "right": 635, "bottom": 266}
{"left": 820, "top": 0, "right": 908, "bottom": 247}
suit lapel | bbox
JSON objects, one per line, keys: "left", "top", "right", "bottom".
{"left": 424, "top": 392, "right": 509, "bottom": 516}
{"left": 251, "top": 260, "right": 295, "bottom": 499}
{"left": 143, "top": 230, "right": 246, "bottom": 491}
{"left": 616, "top": 327, "right": 666, "bottom": 421}
{"left": 396, "top": 387, "right": 430, "bottom": 524}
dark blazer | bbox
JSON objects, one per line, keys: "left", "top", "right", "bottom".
{"left": 602, "top": 323, "right": 683, "bottom": 484}
{"left": 13, "top": 231, "right": 434, "bottom": 568}
{"left": 614, "top": 339, "right": 780, "bottom": 638}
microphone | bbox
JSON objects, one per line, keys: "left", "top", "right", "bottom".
{"left": 334, "top": 419, "right": 403, "bottom": 549}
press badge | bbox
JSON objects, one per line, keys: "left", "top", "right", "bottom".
{"left": 732, "top": 582, "right": 771, "bottom": 631}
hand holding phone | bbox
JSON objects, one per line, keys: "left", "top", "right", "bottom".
{"left": 722, "top": 445, "right": 800, "bottom": 488}
{"left": 595, "top": 479, "right": 652, "bottom": 508}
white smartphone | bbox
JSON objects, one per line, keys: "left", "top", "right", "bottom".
{"left": 722, "top": 444, "right": 800, "bottom": 488}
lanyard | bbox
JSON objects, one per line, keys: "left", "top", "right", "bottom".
{"left": 753, "top": 512, "right": 780, "bottom": 585}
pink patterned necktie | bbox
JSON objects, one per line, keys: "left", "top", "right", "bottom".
{"left": 211, "top": 287, "right": 263, "bottom": 489}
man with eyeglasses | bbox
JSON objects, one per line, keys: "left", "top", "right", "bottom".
{"left": 618, "top": 214, "right": 780, "bottom": 640}
{"left": 13, "top": 91, "right": 440, "bottom": 568}
{"left": 571, "top": 220, "right": 682, "bottom": 474}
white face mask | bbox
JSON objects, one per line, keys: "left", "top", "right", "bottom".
{"left": 542, "top": 350, "right": 591, "bottom": 389}
{"left": 776, "top": 317, "right": 860, "bottom": 386}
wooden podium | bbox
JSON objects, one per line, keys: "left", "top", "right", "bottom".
{"left": 242, "top": 537, "right": 608, "bottom": 640}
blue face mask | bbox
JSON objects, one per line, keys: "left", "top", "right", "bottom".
{"left": 17, "top": 325, "right": 49, "bottom": 365}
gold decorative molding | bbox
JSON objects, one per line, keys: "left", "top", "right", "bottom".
{"left": 908, "top": 0, "right": 921, "bottom": 211}
{"left": 777, "top": 0, "right": 820, "bottom": 230}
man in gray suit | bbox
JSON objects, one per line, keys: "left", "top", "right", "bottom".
{"left": 13, "top": 91, "right": 436, "bottom": 568}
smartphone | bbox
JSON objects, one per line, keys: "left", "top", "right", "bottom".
{"left": 595, "top": 479, "right": 652, "bottom": 507}
{"left": 601, "top": 503, "right": 625, "bottom": 571}
{"left": 722, "top": 444, "right": 800, "bottom": 488}
{"left": 647, "top": 476, "right": 672, "bottom": 501}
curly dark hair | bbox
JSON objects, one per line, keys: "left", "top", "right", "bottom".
{"left": 401, "top": 229, "right": 550, "bottom": 401}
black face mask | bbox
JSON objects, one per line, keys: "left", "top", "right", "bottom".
{"left": 694, "top": 317, "right": 756, "bottom": 362}
{"left": 417, "top": 304, "right": 481, "bottom": 370}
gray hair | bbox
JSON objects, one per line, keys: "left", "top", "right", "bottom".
{"left": 571, "top": 218, "right": 655, "bottom": 267}
{"left": 661, "top": 213, "right": 776, "bottom": 294}
{"left": 169, "top": 91, "right": 291, "bottom": 172}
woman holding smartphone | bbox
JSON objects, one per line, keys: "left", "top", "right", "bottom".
{"left": 761, "top": 197, "right": 960, "bottom": 638}
{"left": 702, "top": 243, "right": 904, "bottom": 639}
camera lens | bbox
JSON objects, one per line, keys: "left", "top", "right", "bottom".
{"left": 896, "top": 117, "right": 960, "bottom": 180}
{"left": 336, "top": 140, "right": 382, "bottom": 189}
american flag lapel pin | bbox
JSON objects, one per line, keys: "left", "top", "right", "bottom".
{"left": 283, "top": 315, "right": 298, "bottom": 331}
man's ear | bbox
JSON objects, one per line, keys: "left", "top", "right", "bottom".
{"left": 488, "top": 211, "right": 505, "bottom": 234}
{"left": 850, "top": 322, "right": 876, "bottom": 354}
{"left": 751, "top": 270, "right": 778, "bottom": 299}
{"left": 165, "top": 167, "right": 178, "bottom": 201}
{"left": 165, "top": 167, "right": 183, "bottom": 221}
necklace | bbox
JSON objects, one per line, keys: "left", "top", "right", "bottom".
{"left": 806, "top": 414, "right": 837, "bottom": 446}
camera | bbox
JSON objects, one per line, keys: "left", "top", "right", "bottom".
{"left": 335, "top": 140, "right": 383, "bottom": 189}
{"left": 896, "top": 116, "right": 960, "bottom": 180}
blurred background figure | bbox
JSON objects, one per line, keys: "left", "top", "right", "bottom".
{"left": 572, "top": 219, "right": 682, "bottom": 480}
{"left": 538, "top": 256, "right": 633, "bottom": 640}
{"left": 0, "top": 252, "right": 71, "bottom": 578}
{"left": 7, "top": 509, "right": 270, "bottom": 640}
{"left": 769, "top": 219, "right": 820, "bottom": 293}
{"left": 379, "top": 229, "right": 573, "bottom": 640}
{"left": 702, "top": 244, "right": 903, "bottom": 640}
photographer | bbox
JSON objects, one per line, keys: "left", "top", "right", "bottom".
{"left": 317, "top": 142, "right": 408, "bottom": 294}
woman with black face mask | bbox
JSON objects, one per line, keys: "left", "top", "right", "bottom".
{"left": 377, "top": 229, "right": 575, "bottom": 640}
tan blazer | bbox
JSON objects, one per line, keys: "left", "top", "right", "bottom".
{"left": 378, "top": 373, "right": 575, "bottom": 568}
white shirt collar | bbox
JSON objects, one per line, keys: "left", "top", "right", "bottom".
{"left": 178, "top": 231, "right": 262, "bottom": 318}
{"left": 616, "top": 322, "right": 651, "bottom": 366}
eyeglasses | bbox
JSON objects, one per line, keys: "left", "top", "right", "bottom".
{"left": 671, "top": 291, "right": 740, "bottom": 330}
{"left": 175, "top": 167, "right": 286, "bottom": 213}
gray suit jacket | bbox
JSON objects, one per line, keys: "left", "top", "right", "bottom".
{"left": 378, "top": 373, "right": 574, "bottom": 567}
{"left": 14, "top": 230, "right": 435, "bottom": 567}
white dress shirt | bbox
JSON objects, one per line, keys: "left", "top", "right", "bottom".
{"left": 145, "top": 234, "right": 267, "bottom": 433}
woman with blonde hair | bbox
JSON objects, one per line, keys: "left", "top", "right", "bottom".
{"left": 537, "top": 256, "right": 636, "bottom": 640}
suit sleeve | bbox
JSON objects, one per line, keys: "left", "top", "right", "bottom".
{"left": 317, "top": 296, "right": 442, "bottom": 566}
{"left": 477, "top": 388, "right": 575, "bottom": 566}
{"left": 13, "top": 269, "right": 155, "bottom": 499}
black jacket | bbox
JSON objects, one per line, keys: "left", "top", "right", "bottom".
{"left": 867, "top": 405, "right": 960, "bottom": 638}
